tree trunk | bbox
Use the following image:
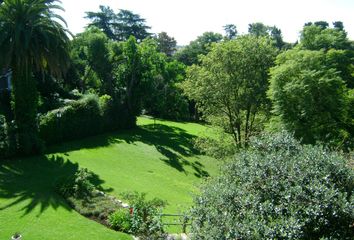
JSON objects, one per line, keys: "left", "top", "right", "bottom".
{"left": 245, "top": 105, "right": 251, "bottom": 144}
{"left": 12, "top": 62, "right": 40, "bottom": 155}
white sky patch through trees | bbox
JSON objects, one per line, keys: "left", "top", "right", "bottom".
{"left": 59, "top": 0, "right": 354, "bottom": 45}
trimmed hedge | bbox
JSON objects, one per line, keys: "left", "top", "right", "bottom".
{"left": 39, "top": 94, "right": 135, "bottom": 145}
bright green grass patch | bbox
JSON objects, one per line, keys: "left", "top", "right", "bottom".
{"left": 0, "top": 117, "right": 219, "bottom": 237}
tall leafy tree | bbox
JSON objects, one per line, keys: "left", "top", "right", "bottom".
{"left": 301, "top": 22, "right": 350, "bottom": 50}
{"left": 248, "top": 22, "right": 287, "bottom": 50}
{"left": 248, "top": 22, "right": 270, "bottom": 37}
{"left": 69, "top": 27, "right": 113, "bottom": 95}
{"left": 270, "top": 26, "right": 285, "bottom": 49}
{"left": 174, "top": 31, "right": 223, "bottom": 120}
{"left": 268, "top": 48, "right": 351, "bottom": 147}
{"left": 115, "top": 9, "right": 151, "bottom": 41}
{"left": 175, "top": 32, "right": 223, "bottom": 66}
{"left": 86, "top": 6, "right": 151, "bottom": 42}
{"left": 182, "top": 35, "right": 277, "bottom": 145}
{"left": 85, "top": 5, "right": 117, "bottom": 40}
{"left": 269, "top": 22, "right": 354, "bottom": 148}
{"left": 0, "top": 0, "right": 70, "bottom": 154}
{"left": 116, "top": 36, "right": 143, "bottom": 115}
{"left": 155, "top": 31, "right": 177, "bottom": 57}
{"left": 333, "top": 21, "right": 344, "bottom": 31}
{"left": 140, "top": 39, "right": 188, "bottom": 120}
{"left": 223, "top": 24, "right": 237, "bottom": 40}
{"left": 300, "top": 22, "right": 354, "bottom": 88}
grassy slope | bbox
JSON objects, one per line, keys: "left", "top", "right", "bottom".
{"left": 0, "top": 155, "right": 132, "bottom": 240}
{"left": 0, "top": 117, "right": 218, "bottom": 238}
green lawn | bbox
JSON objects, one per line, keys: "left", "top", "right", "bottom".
{"left": 0, "top": 117, "right": 219, "bottom": 239}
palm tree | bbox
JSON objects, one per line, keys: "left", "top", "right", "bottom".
{"left": 0, "top": 0, "right": 70, "bottom": 154}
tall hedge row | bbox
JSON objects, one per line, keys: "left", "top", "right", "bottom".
{"left": 39, "top": 94, "right": 135, "bottom": 145}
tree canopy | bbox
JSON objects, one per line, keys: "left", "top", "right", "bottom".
{"left": 86, "top": 6, "right": 151, "bottom": 42}
{"left": 269, "top": 48, "right": 349, "bottom": 145}
{"left": 269, "top": 22, "right": 354, "bottom": 148}
{"left": 182, "top": 35, "right": 277, "bottom": 145}
{"left": 155, "top": 31, "right": 177, "bottom": 57}
{"left": 174, "top": 32, "right": 223, "bottom": 66}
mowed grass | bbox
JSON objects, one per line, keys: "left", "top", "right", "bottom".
{"left": 0, "top": 117, "right": 219, "bottom": 238}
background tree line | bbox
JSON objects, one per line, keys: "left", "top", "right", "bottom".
{"left": 0, "top": 1, "right": 353, "bottom": 158}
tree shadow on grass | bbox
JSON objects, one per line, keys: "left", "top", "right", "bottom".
{"left": 0, "top": 155, "right": 108, "bottom": 216}
{"left": 47, "top": 123, "right": 210, "bottom": 178}
{"left": 119, "top": 124, "right": 210, "bottom": 177}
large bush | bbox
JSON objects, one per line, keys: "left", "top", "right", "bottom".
{"left": 191, "top": 132, "right": 354, "bottom": 239}
{"left": 122, "top": 192, "right": 166, "bottom": 239}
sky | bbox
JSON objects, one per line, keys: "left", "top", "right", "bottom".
{"left": 59, "top": 0, "right": 354, "bottom": 45}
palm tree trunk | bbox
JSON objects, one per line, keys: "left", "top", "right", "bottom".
{"left": 12, "top": 62, "right": 40, "bottom": 155}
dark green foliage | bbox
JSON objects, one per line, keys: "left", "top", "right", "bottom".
{"left": 156, "top": 31, "right": 177, "bottom": 57}
{"left": 109, "top": 208, "right": 132, "bottom": 232}
{"left": 191, "top": 132, "right": 354, "bottom": 239}
{"left": 269, "top": 48, "right": 352, "bottom": 148}
{"left": 99, "top": 94, "right": 136, "bottom": 131}
{"left": 248, "top": 22, "right": 270, "bottom": 37}
{"left": 174, "top": 32, "right": 223, "bottom": 66}
{"left": 0, "top": 115, "right": 10, "bottom": 159}
{"left": 86, "top": 6, "right": 151, "bottom": 41}
{"left": 58, "top": 168, "right": 95, "bottom": 199}
{"left": 0, "top": 89, "right": 12, "bottom": 118}
{"left": 68, "top": 27, "right": 113, "bottom": 94}
{"left": 0, "top": 0, "right": 70, "bottom": 155}
{"left": 115, "top": 9, "right": 151, "bottom": 42}
{"left": 123, "top": 192, "right": 166, "bottom": 239}
{"left": 57, "top": 167, "right": 122, "bottom": 222}
{"left": 85, "top": 6, "right": 117, "bottom": 40}
{"left": 223, "top": 24, "right": 237, "bottom": 40}
{"left": 301, "top": 22, "right": 351, "bottom": 51}
{"left": 183, "top": 35, "right": 277, "bottom": 145}
{"left": 39, "top": 94, "right": 102, "bottom": 145}
{"left": 248, "top": 22, "right": 286, "bottom": 49}
{"left": 39, "top": 94, "right": 135, "bottom": 146}
{"left": 143, "top": 56, "right": 189, "bottom": 121}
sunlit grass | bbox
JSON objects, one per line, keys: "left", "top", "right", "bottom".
{"left": 0, "top": 117, "right": 218, "bottom": 238}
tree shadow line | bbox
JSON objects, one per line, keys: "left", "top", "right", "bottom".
{"left": 49, "top": 123, "right": 210, "bottom": 178}
{"left": 0, "top": 123, "right": 210, "bottom": 216}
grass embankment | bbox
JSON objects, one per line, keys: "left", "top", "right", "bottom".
{"left": 0, "top": 117, "right": 218, "bottom": 239}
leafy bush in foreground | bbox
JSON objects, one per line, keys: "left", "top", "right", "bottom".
{"left": 123, "top": 192, "right": 166, "bottom": 239}
{"left": 108, "top": 208, "right": 132, "bottom": 232}
{"left": 191, "top": 131, "right": 354, "bottom": 239}
{"left": 57, "top": 168, "right": 121, "bottom": 222}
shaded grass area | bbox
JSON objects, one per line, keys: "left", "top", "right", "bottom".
{"left": 0, "top": 155, "right": 131, "bottom": 240}
{"left": 0, "top": 117, "right": 218, "bottom": 237}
